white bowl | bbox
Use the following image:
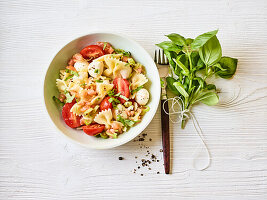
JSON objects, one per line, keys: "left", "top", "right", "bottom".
{"left": 43, "top": 32, "right": 160, "bottom": 149}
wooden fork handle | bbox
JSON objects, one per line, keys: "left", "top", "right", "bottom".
{"left": 161, "top": 99, "right": 170, "bottom": 174}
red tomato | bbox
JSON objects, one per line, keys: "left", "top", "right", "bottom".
{"left": 62, "top": 101, "right": 81, "bottom": 128}
{"left": 80, "top": 45, "right": 104, "bottom": 59}
{"left": 113, "top": 78, "right": 130, "bottom": 104}
{"left": 96, "top": 42, "right": 114, "bottom": 54}
{"left": 100, "top": 96, "right": 113, "bottom": 111}
{"left": 82, "top": 124, "right": 105, "bottom": 136}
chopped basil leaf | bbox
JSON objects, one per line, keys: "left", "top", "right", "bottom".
{"left": 114, "top": 49, "right": 131, "bottom": 57}
{"left": 64, "top": 74, "right": 74, "bottom": 81}
{"left": 131, "top": 85, "right": 144, "bottom": 94}
{"left": 128, "top": 58, "right": 135, "bottom": 65}
{"left": 52, "top": 96, "right": 64, "bottom": 107}
{"left": 100, "top": 132, "right": 108, "bottom": 139}
{"left": 117, "top": 115, "right": 138, "bottom": 127}
{"left": 103, "top": 42, "right": 107, "bottom": 50}
{"left": 107, "top": 89, "right": 115, "bottom": 97}
{"left": 119, "top": 94, "right": 129, "bottom": 101}
{"left": 71, "top": 71, "right": 79, "bottom": 77}
{"left": 108, "top": 97, "right": 120, "bottom": 104}
{"left": 65, "top": 91, "right": 75, "bottom": 103}
{"left": 95, "top": 79, "right": 103, "bottom": 83}
{"left": 94, "top": 69, "right": 99, "bottom": 74}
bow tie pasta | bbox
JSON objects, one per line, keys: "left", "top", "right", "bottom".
{"left": 53, "top": 42, "right": 150, "bottom": 139}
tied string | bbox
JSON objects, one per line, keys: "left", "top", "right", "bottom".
{"left": 162, "top": 97, "right": 211, "bottom": 171}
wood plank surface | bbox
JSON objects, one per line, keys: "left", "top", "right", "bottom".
{"left": 0, "top": 0, "right": 266, "bottom": 199}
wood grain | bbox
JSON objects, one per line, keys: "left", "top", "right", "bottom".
{"left": 0, "top": 0, "right": 267, "bottom": 199}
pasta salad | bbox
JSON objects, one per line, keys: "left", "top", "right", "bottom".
{"left": 53, "top": 42, "right": 150, "bottom": 139}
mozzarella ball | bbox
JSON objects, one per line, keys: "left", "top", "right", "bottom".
{"left": 135, "top": 88, "right": 149, "bottom": 105}
{"left": 88, "top": 61, "right": 104, "bottom": 78}
{"left": 74, "top": 61, "right": 89, "bottom": 72}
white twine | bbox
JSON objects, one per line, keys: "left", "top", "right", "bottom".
{"left": 162, "top": 97, "right": 211, "bottom": 171}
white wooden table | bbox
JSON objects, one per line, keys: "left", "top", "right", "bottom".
{"left": 1, "top": 0, "right": 267, "bottom": 199}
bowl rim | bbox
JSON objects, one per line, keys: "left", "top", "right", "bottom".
{"left": 43, "top": 31, "right": 160, "bottom": 149}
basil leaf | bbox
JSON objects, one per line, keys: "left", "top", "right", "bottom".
{"left": 164, "top": 50, "right": 178, "bottom": 75}
{"left": 198, "top": 92, "right": 219, "bottom": 106}
{"left": 193, "top": 77, "right": 204, "bottom": 88}
{"left": 52, "top": 96, "right": 64, "bottom": 107}
{"left": 108, "top": 97, "right": 120, "bottom": 104}
{"left": 119, "top": 95, "right": 129, "bottom": 101}
{"left": 166, "top": 77, "right": 179, "bottom": 95}
{"left": 199, "top": 36, "right": 222, "bottom": 66}
{"left": 71, "top": 70, "right": 79, "bottom": 77}
{"left": 191, "top": 29, "right": 218, "bottom": 50}
{"left": 114, "top": 48, "right": 131, "bottom": 57}
{"left": 173, "top": 57, "right": 189, "bottom": 76}
{"left": 64, "top": 74, "right": 74, "bottom": 81}
{"left": 217, "top": 56, "right": 238, "bottom": 79}
{"left": 100, "top": 132, "right": 109, "bottom": 139}
{"left": 173, "top": 82, "right": 189, "bottom": 98}
{"left": 65, "top": 92, "right": 75, "bottom": 103}
{"left": 131, "top": 85, "right": 144, "bottom": 94}
{"left": 206, "top": 84, "right": 216, "bottom": 90}
{"left": 156, "top": 41, "right": 181, "bottom": 53}
{"left": 103, "top": 42, "right": 107, "bottom": 50}
{"left": 166, "top": 33, "right": 186, "bottom": 46}
{"left": 196, "top": 57, "right": 205, "bottom": 70}
{"left": 185, "top": 38, "right": 194, "bottom": 45}
{"left": 213, "top": 63, "right": 226, "bottom": 71}
{"left": 117, "top": 115, "right": 137, "bottom": 127}
{"left": 190, "top": 51, "right": 200, "bottom": 67}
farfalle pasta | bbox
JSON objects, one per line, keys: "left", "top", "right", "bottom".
{"left": 53, "top": 42, "right": 150, "bottom": 139}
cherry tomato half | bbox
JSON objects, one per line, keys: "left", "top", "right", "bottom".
{"left": 113, "top": 78, "right": 130, "bottom": 104}
{"left": 100, "top": 96, "right": 113, "bottom": 111}
{"left": 82, "top": 124, "right": 105, "bottom": 136}
{"left": 80, "top": 45, "right": 105, "bottom": 60}
{"left": 62, "top": 101, "right": 81, "bottom": 128}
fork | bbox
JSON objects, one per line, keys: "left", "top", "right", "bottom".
{"left": 154, "top": 49, "right": 170, "bottom": 174}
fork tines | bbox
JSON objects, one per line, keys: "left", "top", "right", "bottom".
{"left": 154, "top": 49, "right": 169, "bottom": 65}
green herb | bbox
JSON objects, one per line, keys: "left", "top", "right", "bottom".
{"left": 114, "top": 48, "right": 131, "bottom": 57}
{"left": 108, "top": 97, "right": 121, "bottom": 104}
{"left": 107, "top": 89, "right": 115, "bottom": 97}
{"left": 100, "top": 132, "right": 108, "bottom": 139}
{"left": 128, "top": 58, "right": 135, "bottom": 65}
{"left": 52, "top": 96, "right": 64, "bottom": 107}
{"left": 117, "top": 115, "right": 138, "bottom": 127}
{"left": 141, "top": 106, "right": 150, "bottom": 115}
{"left": 64, "top": 74, "right": 74, "bottom": 81}
{"left": 64, "top": 69, "right": 79, "bottom": 81}
{"left": 72, "top": 71, "right": 79, "bottom": 77}
{"left": 156, "top": 30, "right": 238, "bottom": 128}
{"left": 103, "top": 42, "right": 107, "bottom": 50}
{"left": 131, "top": 85, "right": 144, "bottom": 94}
{"left": 216, "top": 56, "right": 238, "bottom": 78}
{"left": 156, "top": 41, "right": 181, "bottom": 53}
{"left": 94, "top": 69, "right": 99, "bottom": 74}
{"left": 95, "top": 79, "right": 103, "bottom": 83}
{"left": 64, "top": 90, "right": 75, "bottom": 103}
{"left": 119, "top": 95, "right": 129, "bottom": 101}
{"left": 191, "top": 30, "right": 218, "bottom": 50}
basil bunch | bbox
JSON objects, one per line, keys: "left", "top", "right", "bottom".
{"left": 156, "top": 30, "right": 238, "bottom": 128}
